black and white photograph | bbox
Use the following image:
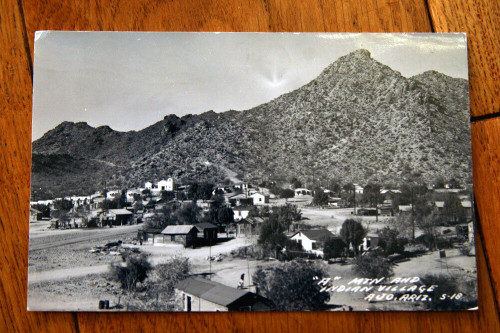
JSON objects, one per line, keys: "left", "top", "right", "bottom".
{"left": 28, "top": 32, "right": 477, "bottom": 312}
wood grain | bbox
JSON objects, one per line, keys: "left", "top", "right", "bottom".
{"left": 427, "top": 0, "right": 500, "bottom": 118}
{"left": 0, "top": 1, "right": 77, "bottom": 332}
{"left": 471, "top": 119, "right": 500, "bottom": 305}
{"left": 1, "top": 0, "right": 499, "bottom": 331}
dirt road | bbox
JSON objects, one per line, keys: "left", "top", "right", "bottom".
{"left": 29, "top": 224, "right": 142, "bottom": 251}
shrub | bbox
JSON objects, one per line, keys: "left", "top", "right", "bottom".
{"left": 352, "top": 252, "right": 393, "bottom": 279}
{"left": 154, "top": 257, "right": 191, "bottom": 298}
{"left": 108, "top": 253, "right": 152, "bottom": 292}
{"left": 323, "top": 237, "right": 346, "bottom": 260}
{"left": 253, "top": 259, "right": 329, "bottom": 311}
{"left": 459, "top": 243, "right": 473, "bottom": 256}
{"left": 419, "top": 274, "right": 478, "bottom": 310}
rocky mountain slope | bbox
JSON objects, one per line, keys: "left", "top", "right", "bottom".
{"left": 31, "top": 49, "right": 472, "bottom": 200}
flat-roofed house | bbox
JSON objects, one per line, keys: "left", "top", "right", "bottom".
{"left": 161, "top": 225, "right": 198, "bottom": 248}
{"left": 175, "top": 276, "right": 272, "bottom": 312}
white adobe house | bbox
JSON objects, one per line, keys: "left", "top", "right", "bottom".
{"left": 294, "top": 188, "right": 312, "bottom": 197}
{"left": 157, "top": 178, "right": 174, "bottom": 191}
{"left": 359, "top": 234, "right": 380, "bottom": 252}
{"left": 126, "top": 189, "right": 141, "bottom": 202}
{"left": 353, "top": 184, "right": 364, "bottom": 194}
{"left": 144, "top": 182, "right": 153, "bottom": 189}
{"left": 106, "top": 190, "right": 122, "bottom": 200}
{"left": 233, "top": 207, "right": 251, "bottom": 221}
{"left": 251, "top": 193, "right": 269, "bottom": 206}
{"left": 290, "top": 229, "right": 334, "bottom": 257}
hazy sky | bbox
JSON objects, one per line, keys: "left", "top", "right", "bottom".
{"left": 32, "top": 32, "right": 468, "bottom": 140}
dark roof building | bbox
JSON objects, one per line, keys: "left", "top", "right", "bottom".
{"left": 294, "top": 229, "right": 335, "bottom": 241}
{"left": 175, "top": 276, "right": 272, "bottom": 312}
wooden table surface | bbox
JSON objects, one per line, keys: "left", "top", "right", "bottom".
{"left": 1, "top": 0, "right": 499, "bottom": 332}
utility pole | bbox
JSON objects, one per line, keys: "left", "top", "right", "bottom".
{"left": 411, "top": 186, "right": 415, "bottom": 240}
{"left": 353, "top": 186, "right": 357, "bottom": 215}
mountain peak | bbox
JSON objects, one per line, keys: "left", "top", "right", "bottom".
{"left": 349, "top": 48, "right": 371, "bottom": 59}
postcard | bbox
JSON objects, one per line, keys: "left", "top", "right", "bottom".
{"left": 28, "top": 32, "right": 477, "bottom": 311}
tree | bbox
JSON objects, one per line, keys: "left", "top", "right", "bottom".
{"left": 339, "top": 219, "right": 367, "bottom": 256}
{"left": 323, "top": 237, "right": 346, "bottom": 260}
{"left": 280, "top": 188, "right": 295, "bottom": 199}
{"left": 290, "top": 177, "right": 302, "bottom": 189}
{"left": 188, "top": 182, "right": 214, "bottom": 201}
{"left": 253, "top": 259, "right": 330, "bottom": 311}
{"left": 353, "top": 252, "right": 393, "bottom": 278}
{"left": 377, "top": 227, "right": 407, "bottom": 255}
{"left": 217, "top": 207, "right": 234, "bottom": 226}
{"left": 362, "top": 183, "right": 381, "bottom": 207}
{"left": 161, "top": 190, "right": 175, "bottom": 202}
{"left": 312, "top": 188, "right": 329, "bottom": 206}
{"left": 33, "top": 204, "right": 50, "bottom": 218}
{"left": 175, "top": 203, "right": 201, "bottom": 225}
{"left": 443, "top": 193, "right": 466, "bottom": 224}
{"left": 154, "top": 257, "right": 190, "bottom": 298}
{"left": 275, "top": 204, "right": 302, "bottom": 232}
{"left": 109, "top": 253, "right": 152, "bottom": 292}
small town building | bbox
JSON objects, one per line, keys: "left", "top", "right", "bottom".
{"left": 140, "top": 228, "right": 164, "bottom": 246}
{"left": 157, "top": 178, "right": 174, "bottom": 192}
{"left": 144, "top": 182, "right": 153, "bottom": 189}
{"left": 175, "top": 276, "right": 272, "bottom": 312}
{"left": 126, "top": 190, "right": 140, "bottom": 202}
{"left": 161, "top": 225, "right": 198, "bottom": 247}
{"left": 102, "top": 209, "right": 134, "bottom": 226}
{"left": 294, "top": 188, "right": 312, "bottom": 197}
{"left": 290, "top": 229, "right": 334, "bottom": 256}
{"left": 228, "top": 194, "right": 253, "bottom": 207}
{"left": 353, "top": 184, "right": 364, "bottom": 194}
{"left": 233, "top": 206, "right": 251, "bottom": 221}
{"left": 196, "top": 200, "right": 217, "bottom": 212}
{"left": 398, "top": 204, "right": 413, "bottom": 214}
{"left": 360, "top": 234, "right": 380, "bottom": 252}
{"left": 251, "top": 193, "right": 269, "bottom": 206}
{"left": 106, "top": 190, "right": 122, "bottom": 200}
{"left": 461, "top": 200, "right": 473, "bottom": 218}
{"left": 194, "top": 223, "right": 218, "bottom": 243}
{"left": 90, "top": 196, "right": 106, "bottom": 210}
{"left": 29, "top": 208, "right": 42, "bottom": 221}
{"left": 232, "top": 217, "right": 264, "bottom": 237}
{"left": 327, "top": 197, "right": 342, "bottom": 207}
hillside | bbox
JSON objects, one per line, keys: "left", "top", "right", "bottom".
{"left": 31, "top": 49, "right": 472, "bottom": 200}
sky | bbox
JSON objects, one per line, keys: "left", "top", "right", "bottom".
{"left": 32, "top": 32, "right": 468, "bottom": 140}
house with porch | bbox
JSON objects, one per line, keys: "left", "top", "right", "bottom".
{"left": 101, "top": 209, "right": 133, "bottom": 226}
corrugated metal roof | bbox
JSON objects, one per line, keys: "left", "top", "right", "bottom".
{"left": 175, "top": 277, "right": 249, "bottom": 306}
{"left": 161, "top": 225, "right": 196, "bottom": 234}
